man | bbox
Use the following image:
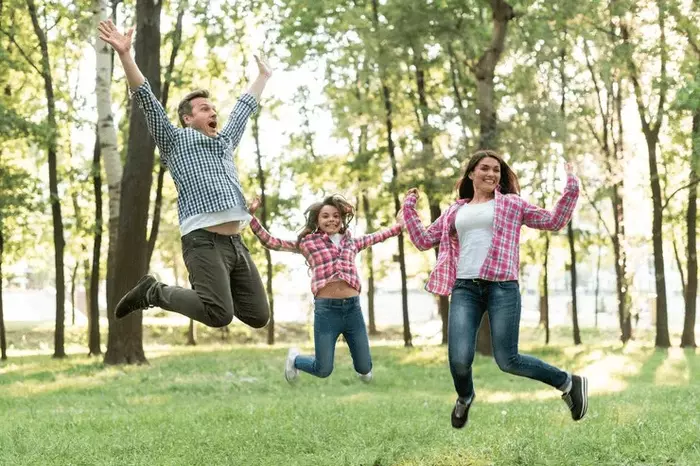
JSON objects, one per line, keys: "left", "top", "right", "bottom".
{"left": 98, "top": 19, "right": 270, "bottom": 329}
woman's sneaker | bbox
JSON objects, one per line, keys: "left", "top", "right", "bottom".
{"left": 284, "top": 347, "right": 300, "bottom": 384}
{"left": 357, "top": 370, "right": 373, "bottom": 383}
{"left": 451, "top": 396, "right": 473, "bottom": 429}
{"left": 561, "top": 374, "right": 589, "bottom": 421}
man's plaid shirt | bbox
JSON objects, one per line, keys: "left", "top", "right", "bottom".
{"left": 132, "top": 80, "right": 257, "bottom": 225}
{"left": 250, "top": 217, "right": 402, "bottom": 295}
{"left": 403, "top": 174, "right": 580, "bottom": 296}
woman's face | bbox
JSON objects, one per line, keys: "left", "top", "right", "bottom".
{"left": 317, "top": 205, "right": 342, "bottom": 234}
{"left": 468, "top": 156, "right": 501, "bottom": 194}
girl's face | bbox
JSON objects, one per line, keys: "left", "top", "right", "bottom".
{"left": 317, "top": 205, "right": 342, "bottom": 235}
{"left": 468, "top": 156, "right": 501, "bottom": 194}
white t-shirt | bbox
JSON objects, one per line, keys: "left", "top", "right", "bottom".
{"left": 455, "top": 200, "right": 495, "bottom": 279}
{"left": 180, "top": 207, "right": 251, "bottom": 237}
{"left": 329, "top": 233, "right": 343, "bottom": 246}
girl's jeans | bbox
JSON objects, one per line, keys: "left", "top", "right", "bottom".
{"left": 295, "top": 296, "right": 372, "bottom": 378}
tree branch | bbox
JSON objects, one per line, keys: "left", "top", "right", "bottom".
{"left": 661, "top": 179, "right": 700, "bottom": 212}
{"left": 0, "top": 27, "right": 42, "bottom": 75}
{"left": 580, "top": 183, "right": 613, "bottom": 239}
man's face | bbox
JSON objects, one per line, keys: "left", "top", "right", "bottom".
{"left": 183, "top": 97, "right": 218, "bottom": 137}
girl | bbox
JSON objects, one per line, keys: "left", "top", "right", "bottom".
{"left": 402, "top": 150, "right": 588, "bottom": 429}
{"left": 248, "top": 195, "right": 403, "bottom": 383}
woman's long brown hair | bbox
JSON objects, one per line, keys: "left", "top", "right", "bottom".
{"left": 455, "top": 150, "right": 520, "bottom": 199}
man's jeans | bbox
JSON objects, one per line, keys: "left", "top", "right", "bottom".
{"left": 448, "top": 279, "right": 569, "bottom": 400}
{"left": 295, "top": 296, "right": 372, "bottom": 378}
{"left": 150, "top": 229, "right": 270, "bottom": 328}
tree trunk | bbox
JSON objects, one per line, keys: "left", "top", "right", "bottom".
{"left": 93, "top": 0, "right": 123, "bottom": 323}
{"left": 411, "top": 43, "right": 448, "bottom": 345}
{"left": 104, "top": 0, "right": 162, "bottom": 365}
{"left": 0, "top": 225, "right": 6, "bottom": 360}
{"left": 540, "top": 234, "right": 550, "bottom": 344}
{"left": 595, "top": 241, "right": 602, "bottom": 328}
{"left": 446, "top": 43, "right": 470, "bottom": 145}
{"left": 70, "top": 262, "right": 78, "bottom": 326}
{"left": 559, "top": 39, "right": 581, "bottom": 345}
{"left": 187, "top": 319, "right": 196, "bottom": 346}
{"left": 429, "top": 203, "right": 449, "bottom": 345}
{"left": 567, "top": 222, "right": 581, "bottom": 344}
{"left": 623, "top": 7, "right": 670, "bottom": 348}
{"left": 89, "top": 129, "right": 102, "bottom": 355}
{"left": 681, "top": 111, "right": 699, "bottom": 347}
{"left": 473, "top": 0, "right": 514, "bottom": 150}
{"left": 646, "top": 138, "right": 671, "bottom": 347}
{"left": 473, "top": 0, "right": 514, "bottom": 357}
{"left": 146, "top": 1, "right": 184, "bottom": 266}
{"left": 361, "top": 190, "right": 378, "bottom": 335}
{"left": 27, "top": 0, "right": 66, "bottom": 358}
{"left": 251, "top": 112, "right": 275, "bottom": 345}
{"left": 371, "top": 0, "right": 411, "bottom": 347}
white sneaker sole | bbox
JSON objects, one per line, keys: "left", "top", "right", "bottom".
{"left": 284, "top": 348, "right": 300, "bottom": 383}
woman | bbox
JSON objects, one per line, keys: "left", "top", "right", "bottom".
{"left": 402, "top": 150, "right": 588, "bottom": 429}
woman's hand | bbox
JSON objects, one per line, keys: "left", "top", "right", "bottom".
{"left": 248, "top": 197, "right": 261, "bottom": 214}
{"left": 404, "top": 188, "right": 420, "bottom": 203}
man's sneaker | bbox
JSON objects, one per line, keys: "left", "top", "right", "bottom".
{"left": 284, "top": 347, "right": 300, "bottom": 383}
{"left": 561, "top": 374, "right": 588, "bottom": 421}
{"left": 451, "top": 397, "right": 473, "bottom": 429}
{"left": 357, "top": 370, "right": 373, "bottom": 383}
{"left": 115, "top": 275, "right": 157, "bottom": 319}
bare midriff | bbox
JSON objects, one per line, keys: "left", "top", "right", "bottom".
{"left": 315, "top": 280, "right": 359, "bottom": 299}
{"left": 204, "top": 220, "right": 241, "bottom": 236}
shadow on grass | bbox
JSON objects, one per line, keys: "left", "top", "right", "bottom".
{"left": 0, "top": 359, "right": 106, "bottom": 386}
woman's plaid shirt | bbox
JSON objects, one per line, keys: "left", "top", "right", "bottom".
{"left": 131, "top": 80, "right": 257, "bottom": 225}
{"left": 250, "top": 217, "right": 402, "bottom": 295}
{"left": 403, "top": 174, "right": 580, "bottom": 296}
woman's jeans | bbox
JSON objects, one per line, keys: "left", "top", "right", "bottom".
{"left": 448, "top": 279, "right": 569, "bottom": 400}
{"left": 294, "top": 296, "right": 372, "bottom": 378}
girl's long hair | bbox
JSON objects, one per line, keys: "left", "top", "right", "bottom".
{"left": 455, "top": 150, "right": 520, "bottom": 199}
{"left": 297, "top": 194, "right": 355, "bottom": 245}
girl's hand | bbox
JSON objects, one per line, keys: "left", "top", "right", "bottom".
{"left": 404, "top": 188, "right": 420, "bottom": 203}
{"left": 565, "top": 162, "right": 575, "bottom": 176}
{"left": 254, "top": 54, "right": 272, "bottom": 78}
{"left": 98, "top": 19, "right": 133, "bottom": 56}
{"left": 248, "top": 197, "right": 261, "bottom": 214}
{"left": 396, "top": 208, "right": 406, "bottom": 229}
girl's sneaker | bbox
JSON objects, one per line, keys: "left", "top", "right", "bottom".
{"left": 357, "top": 370, "right": 373, "bottom": 383}
{"left": 284, "top": 347, "right": 300, "bottom": 383}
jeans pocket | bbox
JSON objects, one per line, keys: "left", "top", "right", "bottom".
{"left": 496, "top": 280, "right": 518, "bottom": 289}
{"left": 182, "top": 233, "right": 216, "bottom": 254}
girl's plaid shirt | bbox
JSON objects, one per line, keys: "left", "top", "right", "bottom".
{"left": 249, "top": 218, "right": 402, "bottom": 296}
{"left": 403, "top": 174, "right": 580, "bottom": 296}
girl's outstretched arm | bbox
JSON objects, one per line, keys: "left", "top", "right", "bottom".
{"left": 248, "top": 197, "right": 299, "bottom": 252}
{"left": 522, "top": 163, "right": 580, "bottom": 231}
{"left": 402, "top": 189, "right": 443, "bottom": 251}
{"left": 354, "top": 224, "right": 403, "bottom": 251}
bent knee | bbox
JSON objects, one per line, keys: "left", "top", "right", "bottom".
{"left": 495, "top": 354, "right": 518, "bottom": 373}
{"left": 316, "top": 366, "right": 334, "bottom": 378}
{"left": 209, "top": 312, "right": 234, "bottom": 328}
{"left": 248, "top": 314, "right": 269, "bottom": 329}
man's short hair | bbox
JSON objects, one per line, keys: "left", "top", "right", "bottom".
{"left": 177, "top": 89, "right": 210, "bottom": 127}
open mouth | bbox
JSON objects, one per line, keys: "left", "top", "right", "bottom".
{"left": 208, "top": 121, "right": 217, "bottom": 129}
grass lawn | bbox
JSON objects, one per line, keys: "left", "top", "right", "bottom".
{"left": 1, "top": 327, "right": 699, "bottom": 465}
